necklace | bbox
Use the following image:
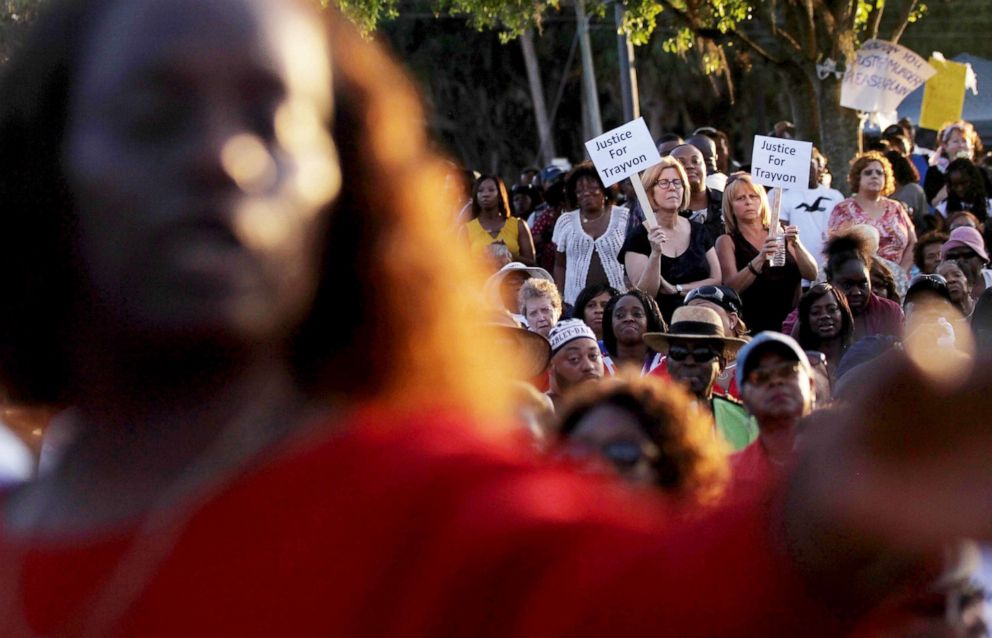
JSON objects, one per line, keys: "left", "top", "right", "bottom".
{"left": 581, "top": 208, "right": 607, "bottom": 224}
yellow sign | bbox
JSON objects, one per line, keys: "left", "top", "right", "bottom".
{"left": 919, "top": 57, "right": 968, "bottom": 131}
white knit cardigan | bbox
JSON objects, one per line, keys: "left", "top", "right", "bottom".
{"left": 552, "top": 206, "right": 630, "bottom": 304}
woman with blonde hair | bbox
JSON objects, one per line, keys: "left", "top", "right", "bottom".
{"left": 620, "top": 156, "right": 721, "bottom": 322}
{"left": 926, "top": 120, "right": 986, "bottom": 206}
{"left": 716, "top": 174, "right": 817, "bottom": 333}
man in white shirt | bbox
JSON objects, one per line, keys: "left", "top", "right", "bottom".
{"left": 780, "top": 151, "right": 844, "bottom": 284}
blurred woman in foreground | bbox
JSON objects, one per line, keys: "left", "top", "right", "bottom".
{"left": 2, "top": 0, "right": 992, "bottom": 636}
{"left": 555, "top": 374, "right": 728, "bottom": 510}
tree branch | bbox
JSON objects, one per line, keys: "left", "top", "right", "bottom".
{"left": 866, "top": 0, "right": 884, "bottom": 39}
{"left": 732, "top": 29, "right": 788, "bottom": 65}
{"left": 778, "top": 3, "right": 811, "bottom": 57}
{"left": 803, "top": 0, "right": 818, "bottom": 53}
{"left": 889, "top": 0, "right": 918, "bottom": 43}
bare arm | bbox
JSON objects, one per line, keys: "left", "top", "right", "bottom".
{"left": 899, "top": 223, "right": 917, "bottom": 274}
{"left": 625, "top": 225, "right": 671, "bottom": 296}
{"left": 717, "top": 234, "right": 774, "bottom": 293}
{"left": 553, "top": 250, "right": 567, "bottom": 297}
{"left": 517, "top": 219, "right": 536, "bottom": 266}
{"left": 784, "top": 226, "right": 819, "bottom": 281}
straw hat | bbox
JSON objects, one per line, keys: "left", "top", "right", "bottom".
{"left": 642, "top": 306, "right": 747, "bottom": 356}
{"left": 485, "top": 310, "right": 551, "bottom": 379}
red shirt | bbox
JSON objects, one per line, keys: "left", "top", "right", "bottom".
{"left": 0, "top": 409, "right": 845, "bottom": 637}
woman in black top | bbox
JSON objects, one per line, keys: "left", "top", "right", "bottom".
{"left": 716, "top": 174, "right": 818, "bottom": 333}
{"left": 621, "top": 156, "right": 721, "bottom": 323}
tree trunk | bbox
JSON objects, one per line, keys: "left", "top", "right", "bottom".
{"left": 575, "top": 0, "right": 602, "bottom": 139}
{"left": 817, "top": 77, "right": 860, "bottom": 195}
{"left": 519, "top": 29, "right": 556, "bottom": 165}
{"left": 779, "top": 63, "right": 822, "bottom": 148}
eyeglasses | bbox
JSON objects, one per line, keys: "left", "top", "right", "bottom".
{"left": 654, "top": 179, "right": 683, "bottom": 190}
{"left": 685, "top": 285, "right": 740, "bottom": 314}
{"left": 601, "top": 441, "right": 652, "bottom": 470}
{"left": 667, "top": 344, "right": 720, "bottom": 363}
{"left": 746, "top": 361, "right": 802, "bottom": 386}
{"left": 861, "top": 168, "right": 885, "bottom": 176}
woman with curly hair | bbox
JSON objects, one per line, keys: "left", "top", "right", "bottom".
{"left": 601, "top": 289, "right": 667, "bottom": 375}
{"left": 828, "top": 151, "right": 917, "bottom": 274}
{"left": 554, "top": 372, "right": 729, "bottom": 508}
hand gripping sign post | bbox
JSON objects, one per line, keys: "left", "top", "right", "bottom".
{"left": 584, "top": 118, "right": 662, "bottom": 229}
{"left": 750, "top": 135, "right": 813, "bottom": 266}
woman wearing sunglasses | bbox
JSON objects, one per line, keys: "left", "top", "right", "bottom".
{"left": 828, "top": 152, "right": 917, "bottom": 275}
{"left": 553, "top": 372, "right": 729, "bottom": 510}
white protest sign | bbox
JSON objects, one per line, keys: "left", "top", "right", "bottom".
{"left": 840, "top": 39, "right": 935, "bottom": 113}
{"left": 584, "top": 118, "right": 661, "bottom": 187}
{"left": 585, "top": 117, "right": 662, "bottom": 228}
{"left": 750, "top": 135, "right": 813, "bottom": 191}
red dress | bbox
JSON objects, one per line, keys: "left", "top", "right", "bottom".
{"left": 0, "top": 409, "right": 846, "bottom": 636}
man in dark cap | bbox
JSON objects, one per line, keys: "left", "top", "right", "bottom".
{"left": 732, "top": 333, "right": 816, "bottom": 490}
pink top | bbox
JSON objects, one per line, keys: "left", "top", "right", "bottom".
{"left": 827, "top": 198, "right": 914, "bottom": 263}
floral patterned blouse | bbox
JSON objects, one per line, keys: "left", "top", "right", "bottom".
{"left": 827, "top": 198, "right": 914, "bottom": 263}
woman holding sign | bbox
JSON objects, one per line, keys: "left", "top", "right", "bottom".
{"left": 716, "top": 174, "right": 817, "bottom": 334}
{"left": 620, "top": 157, "right": 721, "bottom": 323}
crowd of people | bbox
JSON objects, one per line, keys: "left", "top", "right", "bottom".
{"left": 470, "top": 109, "right": 992, "bottom": 634}
{"left": 1, "top": 0, "right": 992, "bottom": 635}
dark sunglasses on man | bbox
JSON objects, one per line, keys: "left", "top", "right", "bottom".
{"left": 667, "top": 344, "right": 721, "bottom": 363}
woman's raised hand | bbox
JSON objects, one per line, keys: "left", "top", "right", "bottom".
{"left": 644, "top": 224, "right": 668, "bottom": 254}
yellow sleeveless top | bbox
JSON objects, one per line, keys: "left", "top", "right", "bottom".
{"left": 466, "top": 217, "right": 521, "bottom": 260}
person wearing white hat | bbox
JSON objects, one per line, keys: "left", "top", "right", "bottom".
{"left": 643, "top": 306, "right": 754, "bottom": 451}
{"left": 731, "top": 332, "right": 816, "bottom": 491}
{"left": 546, "top": 319, "right": 604, "bottom": 411}
{"left": 484, "top": 262, "right": 555, "bottom": 325}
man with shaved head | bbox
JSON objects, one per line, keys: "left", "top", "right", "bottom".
{"left": 671, "top": 143, "right": 725, "bottom": 243}
{"left": 686, "top": 134, "right": 727, "bottom": 192}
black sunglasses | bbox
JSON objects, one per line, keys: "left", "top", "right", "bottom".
{"left": 599, "top": 441, "right": 658, "bottom": 471}
{"left": 684, "top": 285, "right": 740, "bottom": 315}
{"left": 667, "top": 344, "right": 720, "bottom": 363}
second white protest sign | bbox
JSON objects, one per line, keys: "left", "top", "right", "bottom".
{"left": 750, "top": 135, "right": 812, "bottom": 191}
